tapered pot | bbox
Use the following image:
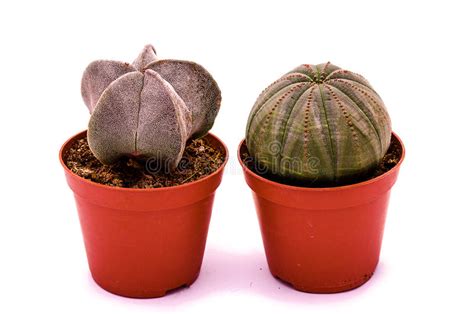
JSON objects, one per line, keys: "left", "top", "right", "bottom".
{"left": 238, "top": 133, "right": 405, "bottom": 293}
{"left": 60, "top": 130, "right": 228, "bottom": 298}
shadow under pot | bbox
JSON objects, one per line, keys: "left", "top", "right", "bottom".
{"left": 60, "top": 130, "right": 228, "bottom": 298}
{"left": 238, "top": 132, "right": 405, "bottom": 293}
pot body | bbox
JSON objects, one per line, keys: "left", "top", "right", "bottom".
{"left": 239, "top": 133, "right": 404, "bottom": 293}
{"left": 60, "top": 131, "right": 227, "bottom": 298}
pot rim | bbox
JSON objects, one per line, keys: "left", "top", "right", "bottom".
{"left": 238, "top": 131, "right": 405, "bottom": 192}
{"left": 60, "top": 129, "right": 228, "bottom": 192}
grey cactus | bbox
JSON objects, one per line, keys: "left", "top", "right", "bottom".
{"left": 246, "top": 62, "right": 391, "bottom": 183}
{"left": 81, "top": 44, "right": 221, "bottom": 168}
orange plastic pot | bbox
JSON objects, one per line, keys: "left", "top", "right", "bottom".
{"left": 60, "top": 130, "right": 228, "bottom": 298}
{"left": 238, "top": 133, "right": 405, "bottom": 293}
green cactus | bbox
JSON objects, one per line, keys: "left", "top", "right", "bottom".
{"left": 81, "top": 44, "right": 221, "bottom": 168}
{"left": 245, "top": 62, "right": 391, "bottom": 184}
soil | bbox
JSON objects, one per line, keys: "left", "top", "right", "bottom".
{"left": 65, "top": 135, "right": 225, "bottom": 188}
{"left": 241, "top": 135, "right": 403, "bottom": 188}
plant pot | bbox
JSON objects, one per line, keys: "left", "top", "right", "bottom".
{"left": 238, "top": 132, "right": 405, "bottom": 293}
{"left": 60, "top": 130, "right": 228, "bottom": 298}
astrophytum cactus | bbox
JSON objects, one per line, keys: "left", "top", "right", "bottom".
{"left": 81, "top": 44, "right": 221, "bottom": 167}
{"left": 246, "top": 63, "right": 391, "bottom": 183}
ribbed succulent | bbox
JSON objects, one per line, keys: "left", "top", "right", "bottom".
{"left": 81, "top": 44, "right": 221, "bottom": 168}
{"left": 246, "top": 62, "right": 391, "bottom": 183}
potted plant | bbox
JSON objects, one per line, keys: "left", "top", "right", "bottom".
{"left": 59, "top": 45, "right": 228, "bottom": 298}
{"left": 238, "top": 62, "right": 405, "bottom": 293}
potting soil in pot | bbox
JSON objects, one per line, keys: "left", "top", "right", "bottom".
{"left": 241, "top": 134, "right": 403, "bottom": 188}
{"left": 65, "top": 134, "right": 225, "bottom": 188}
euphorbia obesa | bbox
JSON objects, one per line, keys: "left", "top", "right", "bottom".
{"left": 245, "top": 62, "right": 391, "bottom": 183}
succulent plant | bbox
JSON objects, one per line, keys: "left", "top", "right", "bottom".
{"left": 81, "top": 44, "right": 221, "bottom": 168}
{"left": 245, "top": 62, "right": 391, "bottom": 183}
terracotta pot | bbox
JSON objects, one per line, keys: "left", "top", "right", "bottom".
{"left": 238, "top": 133, "right": 405, "bottom": 293}
{"left": 60, "top": 130, "right": 228, "bottom": 298}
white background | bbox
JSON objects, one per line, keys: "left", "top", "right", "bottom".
{"left": 1, "top": 0, "right": 473, "bottom": 313}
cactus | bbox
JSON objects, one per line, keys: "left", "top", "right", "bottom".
{"left": 245, "top": 62, "right": 391, "bottom": 183}
{"left": 81, "top": 44, "right": 221, "bottom": 168}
